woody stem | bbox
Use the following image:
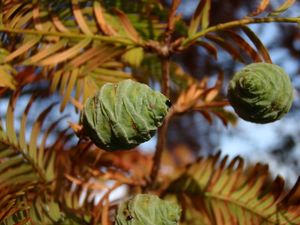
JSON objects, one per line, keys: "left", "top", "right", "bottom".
{"left": 149, "top": 56, "right": 171, "bottom": 188}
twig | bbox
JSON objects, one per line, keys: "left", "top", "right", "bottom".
{"left": 148, "top": 53, "right": 171, "bottom": 188}
{"left": 147, "top": 0, "right": 182, "bottom": 189}
{"left": 149, "top": 108, "right": 174, "bottom": 187}
{"left": 182, "top": 17, "right": 300, "bottom": 47}
{"left": 161, "top": 57, "right": 171, "bottom": 97}
{"left": 148, "top": 57, "right": 172, "bottom": 188}
{"left": 0, "top": 27, "right": 136, "bottom": 45}
{"left": 144, "top": 56, "right": 172, "bottom": 190}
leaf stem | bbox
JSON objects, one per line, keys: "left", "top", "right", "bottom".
{"left": 183, "top": 17, "right": 300, "bottom": 47}
{"left": 0, "top": 27, "right": 136, "bottom": 45}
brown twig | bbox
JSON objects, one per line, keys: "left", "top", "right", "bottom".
{"left": 143, "top": 0, "right": 184, "bottom": 190}
{"left": 147, "top": 0, "right": 182, "bottom": 189}
{"left": 161, "top": 57, "right": 171, "bottom": 98}
{"left": 149, "top": 108, "right": 174, "bottom": 188}
{"left": 146, "top": 55, "right": 172, "bottom": 190}
{"left": 148, "top": 50, "right": 171, "bottom": 189}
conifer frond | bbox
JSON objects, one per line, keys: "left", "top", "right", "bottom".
{"left": 0, "top": 0, "right": 146, "bottom": 110}
{"left": 183, "top": 0, "right": 300, "bottom": 48}
{"left": 0, "top": 92, "right": 70, "bottom": 224}
{"left": 174, "top": 74, "right": 236, "bottom": 126}
{"left": 187, "top": 23, "right": 275, "bottom": 65}
{"left": 166, "top": 152, "right": 300, "bottom": 225}
{"left": 52, "top": 144, "right": 150, "bottom": 224}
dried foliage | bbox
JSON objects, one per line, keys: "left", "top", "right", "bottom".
{"left": 167, "top": 152, "right": 300, "bottom": 225}
{"left": 0, "top": 0, "right": 300, "bottom": 224}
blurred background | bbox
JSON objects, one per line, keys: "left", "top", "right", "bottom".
{"left": 1, "top": 0, "right": 300, "bottom": 187}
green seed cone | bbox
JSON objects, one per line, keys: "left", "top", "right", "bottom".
{"left": 227, "top": 63, "right": 293, "bottom": 123}
{"left": 115, "top": 194, "right": 181, "bottom": 225}
{"left": 81, "top": 79, "right": 170, "bottom": 151}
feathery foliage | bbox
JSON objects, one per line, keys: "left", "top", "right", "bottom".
{"left": 0, "top": 93, "right": 63, "bottom": 224}
{"left": 166, "top": 152, "right": 300, "bottom": 225}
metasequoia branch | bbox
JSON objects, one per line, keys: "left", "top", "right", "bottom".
{"left": 0, "top": 27, "right": 136, "bottom": 45}
{"left": 183, "top": 17, "right": 300, "bottom": 47}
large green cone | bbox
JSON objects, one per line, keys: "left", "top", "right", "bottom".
{"left": 227, "top": 63, "right": 293, "bottom": 123}
{"left": 115, "top": 194, "right": 181, "bottom": 225}
{"left": 81, "top": 79, "right": 170, "bottom": 151}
